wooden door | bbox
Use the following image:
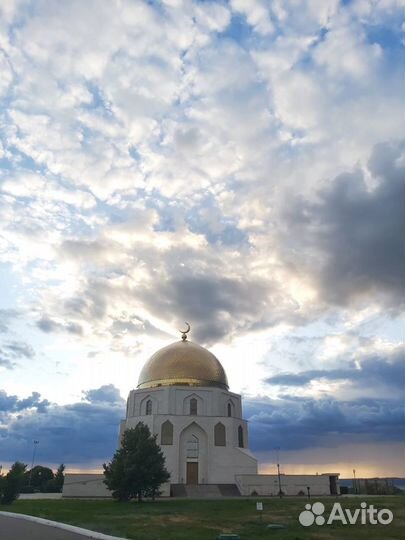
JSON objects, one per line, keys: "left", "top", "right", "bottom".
{"left": 186, "top": 462, "right": 198, "bottom": 484}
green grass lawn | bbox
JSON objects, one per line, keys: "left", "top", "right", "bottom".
{"left": 3, "top": 496, "right": 404, "bottom": 540}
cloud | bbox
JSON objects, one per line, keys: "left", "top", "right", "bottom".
{"left": 0, "top": 385, "right": 125, "bottom": 465}
{"left": 0, "top": 309, "right": 20, "bottom": 334}
{"left": 2, "top": 383, "right": 404, "bottom": 472}
{"left": 3, "top": 340, "right": 35, "bottom": 358}
{"left": 245, "top": 394, "right": 405, "bottom": 452}
{"left": 0, "top": 390, "right": 49, "bottom": 414}
{"left": 0, "top": 339, "right": 35, "bottom": 369}
{"left": 36, "top": 316, "right": 83, "bottom": 335}
{"left": 138, "top": 273, "right": 275, "bottom": 343}
{"left": 82, "top": 384, "right": 124, "bottom": 404}
{"left": 265, "top": 346, "right": 405, "bottom": 394}
{"left": 0, "top": 1, "right": 402, "bottom": 340}
{"left": 230, "top": 0, "right": 275, "bottom": 35}
{"left": 279, "top": 141, "right": 404, "bottom": 311}
{"left": 0, "top": 357, "right": 14, "bottom": 369}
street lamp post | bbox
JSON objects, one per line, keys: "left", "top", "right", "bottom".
{"left": 276, "top": 447, "right": 282, "bottom": 498}
{"left": 28, "top": 440, "right": 39, "bottom": 487}
{"left": 353, "top": 469, "right": 357, "bottom": 495}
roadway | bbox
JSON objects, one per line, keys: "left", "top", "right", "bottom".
{"left": 0, "top": 513, "right": 114, "bottom": 540}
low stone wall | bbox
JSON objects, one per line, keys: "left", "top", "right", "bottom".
{"left": 19, "top": 493, "right": 62, "bottom": 500}
{"left": 62, "top": 474, "right": 171, "bottom": 498}
{"left": 62, "top": 474, "right": 111, "bottom": 498}
{"left": 235, "top": 473, "right": 340, "bottom": 496}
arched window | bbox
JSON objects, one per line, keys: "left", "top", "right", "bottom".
{"left": 214, "top": 422, "right": 226, "bottom": 446}
{"left": 227, "top": 403, "right": 232, "bottom": 417}
{"left": 186, "top": 435, "right": 199, "bottom": 458}
{"left": 161, "top": 420, "right": 173, "bottom": 445}
{"left": 190, "top": 398, "right": 198, "bottom": 415}
{"left": 238, "top": 425, "right": 244, "bottom": 448}
{"left": 145, "top": 399, "right": 152, "bottom": 415}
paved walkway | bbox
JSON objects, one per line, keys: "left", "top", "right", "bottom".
{"left": 0, "top": 514, "right": 123, "bottom": 540}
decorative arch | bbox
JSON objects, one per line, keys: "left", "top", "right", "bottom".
{"left": 214, "top": 422, "right": 226, "bottom": 446}
{"left": 238, "top": 425, "right": 244, "bottom": 448}
{"left": 146, "top": 399, "right": 152, "bottom": 415}
{"left": 140, "top": 394, "right": 155, "bottom": 416}
{"left": 190, "top": 397, "right": 198, "bottom": 415}
{"left": 161, "top": 420, "right": 173, "bottom": 445}
{"left": 182, "top": 393, "right": 203, "bottom": 415}
{"left": 226, "top": 399, "right": 235, "bottom": 417}
{"left": 178, "top": 422, "right": 208, "bottom": 484}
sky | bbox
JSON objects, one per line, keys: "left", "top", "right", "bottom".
{"left": 0, "top": 0, "right": 404, "bottom": 478}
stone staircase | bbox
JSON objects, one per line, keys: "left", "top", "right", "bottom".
{"left": 170, "top": 484, "right": 241, "bottom": 498}
{"left": 218, "top": 484, "right": 241, "bottom": 497}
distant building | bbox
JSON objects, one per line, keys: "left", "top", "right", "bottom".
{"left": 353, "top": 477, "right": 397, "bottom": 495}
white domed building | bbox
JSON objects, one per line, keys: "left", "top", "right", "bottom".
{"left": 63, "top": 327, "right": 340, "bottom": 498}
{"left": 119, "top": 328, "right": 258, "bottom": 495}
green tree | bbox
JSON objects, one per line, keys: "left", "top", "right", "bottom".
{"left": 45, "top": 464, "right": 65, "bottom": 493}
{"left": 103, "top": 423, "right": 170, "bottom": 502}
{"left": 54, "top": 463, "right": 65, "bottom": 491}
{"left": 0, "top": 462, "right": 27, "bottom": 505}
{"left": 25, "top": 465, "right": 54, "bottom": 492}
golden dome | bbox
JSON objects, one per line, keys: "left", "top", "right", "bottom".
{"left": 137, "top": 339, "right": 229, "bottom": 390}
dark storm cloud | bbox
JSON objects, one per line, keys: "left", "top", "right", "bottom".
{"left": 0, "top": 386, "right": 125, "bottom": 464}
{"left": 266, "top": 347, "right": 405, "bottom": 391}
{"left": 281, "top": 140, "right": 404, "bottom": 310}
{"left": 139, "top": 273, "right": 289, "bottom": 344}
{"left": 2, "top": 385, "right": 403, "bottom": 466}
{"left": 0, "top": 390, "right": 49, "bottom": 413}
{"left": 245, "top": 395, "right": 405, "bottom": 452}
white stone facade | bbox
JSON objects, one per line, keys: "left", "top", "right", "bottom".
{"left": 119, "top": 384, "right": 258, "bottom": 492}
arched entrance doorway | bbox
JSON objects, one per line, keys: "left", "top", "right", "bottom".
{"left": 179, "top": 422, "right": 208, "bottom": 484}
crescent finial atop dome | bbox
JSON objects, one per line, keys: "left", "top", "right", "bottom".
{"left": 179, "top": 321, "right": 191, "bottom": 341}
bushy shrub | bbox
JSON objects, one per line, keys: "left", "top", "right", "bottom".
{"left": 44, "top": 479, "right": 61, "bottom": 493}
{"left": 0, "top": 462, "right": 27, "bottom": 505}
